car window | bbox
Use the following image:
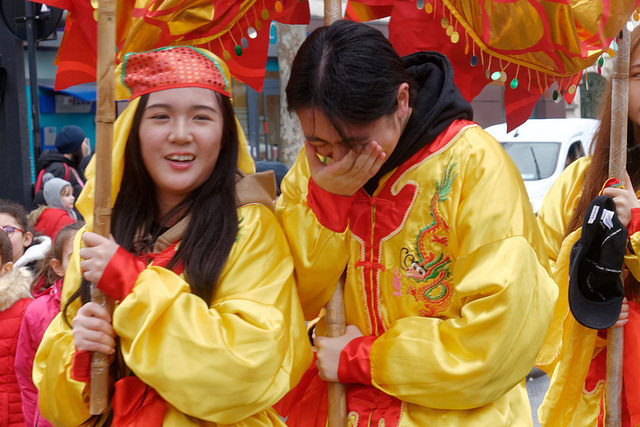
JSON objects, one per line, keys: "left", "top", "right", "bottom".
{"left": 500, "top": 142, "right": 560, "bottom": 181}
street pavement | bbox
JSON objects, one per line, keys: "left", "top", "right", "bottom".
{"left": 526, "top": 367, "right": 550, "bottom": 427}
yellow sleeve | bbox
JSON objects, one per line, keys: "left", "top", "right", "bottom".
{"left": 371, "top": 130, "right": 558, "bottom": 409}
{"left": 275, "top": 147, "right": 351, "bottom": 319}
{"left": 536, "top": 157, "right": 589, "bottom": 269}
{"left": 114, "top": 204, "right": 312, "bottom": 424}
{"left": 34, "top": 226, "right": 98, "bottom": 426}
{"left": 34, "top": 209, "right": 312, "bottom": 425}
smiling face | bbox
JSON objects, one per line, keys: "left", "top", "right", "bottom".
{"left": 139, "top": 87, "right": 224, "bottom": 214}
{"left": 0, "top": 213, "right": 32, "bottom": 263}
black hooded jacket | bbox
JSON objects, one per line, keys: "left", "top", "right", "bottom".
{"left": 33, "top": 149, "right": 86, "bottom": 207}
{"left": 364, "top": 51, "right": 473, "bottom": 195}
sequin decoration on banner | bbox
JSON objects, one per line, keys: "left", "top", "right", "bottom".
{"left": 451, "top": 31, "right": 459, "bottom": 43}
{"left": 417, "top": 0, "right": 424, "bottom": 9}
{"left": 235, "top": 44, "right": 243, "bottom": 56}
{"left": 510, "top": 78, "right": 518, "bottom": 89}
{"left": 608, "top": 47, "right": 615, "bottom": 58}
{"left": 491, "top": 71, "right": 501, "bottom": 81}
{"left": 598, "top": 57, "right": 604, "bottom": 67}
{"left": 611, "top": 39, "right": 619, "bottom": 52}
{"left": 568, "top": 84, "right": 576, "bottom": 94}
{"left": 552, "top": 89, "right": 559, "bottom": 102}
{"left": 248, "top": 26, "right": 257, "bottom": 39}
{"left": 446, "top": 25, "right": 453, "bottom": 36}
{"left": 274, "top": 1, "right": 283, "bottom": 13}
{"left": 470, "top": 55, "right": 477, "bottom": 66}
{"left": 441, "top": 17, "right": 449, "bottom": 28}
{"left": 241, "top": 37, "right": 249, "bottom": 49}
{"left": 223, "top": 49, "right": 231, "bottom": 62}
{"left": 635, "top": 11, "right": 639, "bottom": 21}
{"left": 628, "top": 21, "right": 635, "bottom": 31}
{"left": 261, "top": 8, "right": 269, "bottom": 20}
{"left": 425, "top": 2, "right": 433, "bottom": 13}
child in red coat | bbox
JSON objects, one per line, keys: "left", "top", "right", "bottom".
{"left": 0, "top": 227, "right": 33, "bottom": 426}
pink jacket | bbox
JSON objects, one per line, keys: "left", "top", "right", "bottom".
{"left": 15, "top": 278, "right": 62, "bottom": 427}
{"left": 0, "top": 267, "right": 33, "bottom": 426}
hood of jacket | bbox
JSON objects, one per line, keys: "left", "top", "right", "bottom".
{"left": 364, "top": 51, "right": 473, "bottom": 194}
{"left": 0, "top": 267, "right": 33, "bottom": 311}
{"left": 15, "top": 235, "right": 52, "bottom": 269}
{"left": 37, "top": 149, "right": 75, "bottom": 171}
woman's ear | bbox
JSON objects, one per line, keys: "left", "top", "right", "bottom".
{"left": 0, "top": 261, "right": 13, "bottom": 277}
{"left": 22, "top": 231, "right": 33, "bottom": 249}
{"left": 51, "top": 258, "right": 65, "bottom": 277}
{"left": 396, "top": 82, "right": 411, "bottom": 119}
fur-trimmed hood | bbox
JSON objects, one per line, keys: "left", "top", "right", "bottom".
{"left": 14, "top": 235, "right": 52, "bottom": 269}
{"left": 0, "top": 266, "right": 33, "bottom": 311}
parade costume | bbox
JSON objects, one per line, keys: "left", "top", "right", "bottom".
{"left": 536, "top": 157, "right": 640, "bottom": 426}
{"left": 276, "top": 52, "right": 558, "bottom": 426}
{"left": 33, "top": 46, "right": 312, "bottom": 426}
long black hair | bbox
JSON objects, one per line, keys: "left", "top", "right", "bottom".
{"left": 64, "top": 90, "right": 239, "bottom": 323}
{"left": 286, "top": 19, "right": 416, "bottom": 143}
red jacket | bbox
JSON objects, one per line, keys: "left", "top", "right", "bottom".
{"left": 0, "top": 267, "right": 33, "bottom": 426}
{"left": 34, "top": 208, "right": 75, "bottom": 241}
{"left": 15, "top": 279, "right": 62, "bottom": 427}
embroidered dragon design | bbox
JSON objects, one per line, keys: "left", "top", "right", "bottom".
{"left": 394, "top": 157, "right": 457, "bottom": 317}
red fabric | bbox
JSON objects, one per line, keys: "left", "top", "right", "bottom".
{"left": 98, "top": 247, "right": 147, "bottom": 301}
{"left": 627, "top": 208, "right": 640, "bottom": 235}
{"left": 71, "top": 350, "right": 91, "bottom": 383}
{"left": 34, "top": 208, "right": 76, "bottom": 240}
{"left": 585, "top": 301, "right": 640, "bottom": 426}
{"left": 15, "top": 279, "right": 62, "bottom": 427}
{"left": 112, "top": 377, "right": 166, "bottom": 427}
{"left": 0, "top": 298, "right": 32, "bottom": 426}
{"left": 338, "top": 335, "right": 376, "bottom": 385}
{"left": 307, "top": 179, "right": 357, "bottom": 233}
{"left": 276, "top": 357, "right": 402, "bottom": 427}
{"left": 274, "top": 357, "right": 328, "bottom": 427}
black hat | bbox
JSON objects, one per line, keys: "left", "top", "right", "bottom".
{"left": 569, "top": 195, "right": 628, "bottom": 329}
{"left": 55, "top": 125, "right": 85, "bottom": 154}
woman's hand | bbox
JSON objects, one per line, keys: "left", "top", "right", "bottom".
{"left": 79, "top": 232, "right": 119, "bottom": 284}
{"left": 305, "top": 141, "right": 386, "bottom": 196}
{"left": 603, "top": 173, "right": 640, "bottom": 227}
{"left": 613, "top": 297, "right": 630, "bottom": 328}
{"left": 314, "top": 325, "right": 364, "bottom": 382}
{"left": 72, "top": 302, "right": 116, "bottom": 354}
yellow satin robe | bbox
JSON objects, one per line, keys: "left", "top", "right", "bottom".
{"left": 536, "top": 157, "right": 640, "bottom": 426}
{"left": 33, "top": 96, "right": 312, "bottom": 426}
{"left": 277, "top": 123, "right": 558, "bottom": 426}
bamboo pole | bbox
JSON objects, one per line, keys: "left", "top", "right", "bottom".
{"left": 605, "top": 25, "right": 630, "bottom": 427}
{"left": 89, "top": 0, "right": 117, "bottom": 415}
{"left": 326, "top": 274, "right": 347, "bottom": 427}
{"left": 322, "top": 2, "right": 347, "bottom": 426}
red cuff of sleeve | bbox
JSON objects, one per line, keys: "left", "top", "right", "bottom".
{"left": 71, "top": 349, "right": 91, "bottom": 383}
{"left": 628, "top": 208, "right": 640, "bottom": 235}
{"left": 307, "top": 178, "right": 357, "bottom": 233}
{"left": 338, "top": 335, "right": 376, "bottom": 385}
{"left": 97, "top": 247, "right": 146, "bottom": 301}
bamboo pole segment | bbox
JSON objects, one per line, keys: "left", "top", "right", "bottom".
{"left": 605, "top": 25, "right": 630, "bottom": 427}
{"left": 321, "top": 3, "right": 347, "bottom": 426}
{"left": 89, "top": 0, "right": 117, "bottom": 415}
{"left": 326, "top": 274, "right": 347, "bottom": 427}
{"left": 324, "top": 0, "right": 342, "bottom": 26}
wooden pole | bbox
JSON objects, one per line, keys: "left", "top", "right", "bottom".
{"left": 322, "top": 2, "right": 347, "bottom": 426}
{"left": 89, "top": 0, "right": 116, "bottom": 415}
{"left": 605, "top": 25, "right": 630, "bottom": 427}
{"left": 326, "top": 274, "right": 347, "bottom": 427}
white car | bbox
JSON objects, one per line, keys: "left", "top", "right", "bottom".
{"left": 485, "top": 118, "right": 599, "bottom": 213}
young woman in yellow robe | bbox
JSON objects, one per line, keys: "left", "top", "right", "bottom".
{"left": 33, "top": 46, "right": 312, "bottom": 426}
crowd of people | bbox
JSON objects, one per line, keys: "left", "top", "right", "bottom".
{"left": 0, "top": 19, "right": 639, "bottom": 427}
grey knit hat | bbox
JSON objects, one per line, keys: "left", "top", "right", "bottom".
{"left": 42, "top": 173, "right": 73, "bottom": 212}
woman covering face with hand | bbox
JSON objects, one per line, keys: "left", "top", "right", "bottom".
{"left": 276, "top": 20, "right": 557, "bottom": 426}
{"left": 33, "top": 46, "right": 311, "bottom": 426}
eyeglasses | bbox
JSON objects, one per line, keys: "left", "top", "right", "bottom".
{"left": 0, "top": 226, "right": 24, "bottom": 237}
